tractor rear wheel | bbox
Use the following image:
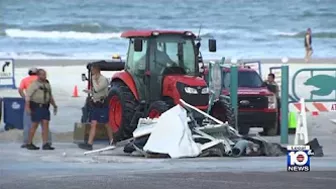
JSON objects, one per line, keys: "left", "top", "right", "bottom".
{"left": 108, "top": 82, "right": 138, "bottom": 141}
{"left": 146, "top": 101, "right": 170, "bottom": 118}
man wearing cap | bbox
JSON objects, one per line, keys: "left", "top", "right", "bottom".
{"left": 25, "top": 69, "right": 57, "bottom": 150}
{"left": 18, "top": 68, "right": 52, "bottom": 148}
{"left": 78, "top": 64, "right": 113, "bottom": 150}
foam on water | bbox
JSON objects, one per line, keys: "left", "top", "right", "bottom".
{"left": 1, "top": 0, "right": 336, "bottom": 59}
{"left": 5, "top": 29, "right": 121, "bottom": 40}
{"left": 0, "top": 52, "right": 127, "bottom": 60}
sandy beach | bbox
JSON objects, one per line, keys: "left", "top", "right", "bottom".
{"left": 12, "top": 58, "right": 336, "bottom": 68}
{"left": 1, "top": 58, "right": 336, "bottom": 182}
{"left": 0, "top": 58, "right": 335, "bottom": 134}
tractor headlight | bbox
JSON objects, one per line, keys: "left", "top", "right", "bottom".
{"left": 268, "top": 95, "right": 277, "bottom": 109}
{"left": 184, "top": 87, "right": 198, "bottom": 94}
{"left": 201, "top": 87, "right": 209, "bottom": 94}
{"left": 185, "top": 31, "right": 193, "bottom": 36}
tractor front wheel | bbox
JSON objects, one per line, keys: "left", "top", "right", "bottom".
{"left": 146, "top": 101, "right": 170, "bottom": 119}
{"left": 108, "top": 82, "right": 138, "bottom": 141}
{"left": 209, "top": 100, "right": 236, "bottom": 127}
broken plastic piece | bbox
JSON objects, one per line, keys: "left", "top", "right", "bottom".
{"left": 231, "top": 140, "right": 249, "bottom": 157}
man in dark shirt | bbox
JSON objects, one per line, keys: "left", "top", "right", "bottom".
{"left": 304, "top": 28, "right": 313, "bottom": 62}
{"left": 263, "top": 73, "right": 280, "bottom": 109}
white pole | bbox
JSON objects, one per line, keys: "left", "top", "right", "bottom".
{"left": 300, "top": 98, "right": 309, "bottom": 144}
{"left": 294, "top": 98, "right": 309, "bottom": 145}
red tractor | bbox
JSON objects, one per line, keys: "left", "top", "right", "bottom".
{"left": 108, "top": 30, "right": 218, "bottom": 141}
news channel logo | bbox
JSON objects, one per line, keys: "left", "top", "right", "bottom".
{"left": 287, "top": 145, "right": 314, "bottom": 172}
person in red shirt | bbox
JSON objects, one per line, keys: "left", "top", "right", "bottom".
{"left": 19, "top": 68, "right": 52, "bottom": 148}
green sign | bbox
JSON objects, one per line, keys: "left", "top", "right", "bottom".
{"left": 292, "top": 68, "right": 336, "bottom": 102}
{"left": 304, "top": 75, "right": 336, "bottom": 96}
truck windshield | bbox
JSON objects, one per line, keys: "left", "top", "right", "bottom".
{"left": 223, "top": 71, "right": 263, "bottom": 88}
{"left": 153, "top": 35, "right": 197, "bottom": 75}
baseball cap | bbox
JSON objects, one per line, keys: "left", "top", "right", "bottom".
{"left": 28, "top": 67, "right": 38, "bottom": 75}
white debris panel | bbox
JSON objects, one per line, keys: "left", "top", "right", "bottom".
{"left": 143, "top": 105, "right": 201, "bottom": 158}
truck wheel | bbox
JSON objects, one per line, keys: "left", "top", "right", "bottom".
{"left": 146, "top": 101, "right": 170, "bottom": 118}
{"left": 238, "top": 127, "right": 250, "bottom": 135}
{"left": 263, "top": 120, "right": 279, "bottom": 136}
{"left": 108, "top": 82, "right": 138, "bottom": 141}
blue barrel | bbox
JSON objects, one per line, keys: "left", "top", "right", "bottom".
{"left": 3, "top": 97, "right": 25, "bottom": 130}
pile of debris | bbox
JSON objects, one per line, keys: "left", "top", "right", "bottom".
{"left": 122, "top": 100, "right": 288, "bottom": 158}
{"left": 84, "top": 100, "right": 323, "bottom": 158}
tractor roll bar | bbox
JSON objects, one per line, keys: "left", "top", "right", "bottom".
{"left": 86, "top": 60, "right": 125, "bottom": 71}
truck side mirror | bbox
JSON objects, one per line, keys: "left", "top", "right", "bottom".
{"left": 208, "top": 39, "right": 216, "bottom": 52}
{"left": 81, "top": 73, "right": 87, "bottom": 81}
{"left": 134, "top": 39, "right": 143, "bottom": 52}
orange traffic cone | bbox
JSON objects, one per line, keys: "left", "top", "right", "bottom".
{"left": 72, "top": 85, "right": 79, "bottom": 97}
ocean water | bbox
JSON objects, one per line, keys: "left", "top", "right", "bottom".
{"left": 0, "top": 0, "right": 336, "bottom": 59}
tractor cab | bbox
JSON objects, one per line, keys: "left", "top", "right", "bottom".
{"left": 115, "top": 30, "right": 216, "bottom": 105}
{"left": 109, "top": 30, "right": 217, "bottom": 140}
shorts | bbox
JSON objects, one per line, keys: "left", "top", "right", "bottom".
{"left": 31, "top": 107, "right": 50, "bottom": 122}
{"left": 90, "top": 107, "right": 109, "bottom": 123}
{"left": 305, "top": 47, "right": 313, "bottom": 51}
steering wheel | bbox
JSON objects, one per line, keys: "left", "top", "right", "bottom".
{"left": 155, "top": 60, "right": 186, "bottom": 75}
{"left": 155, "top": 60, "right": 177, "bottom": 67}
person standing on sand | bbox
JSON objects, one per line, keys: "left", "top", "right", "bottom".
{"left": 18, "top": 68, "right": 52, "bottom": 148}
{"left": 79, "top": 64, "right": 114, "bottom": 151}
{"left": 25, "top": 69, "right": 57, "bottom": 150}
{"left": 304, "top": 28, "right": 313, "bottom": 62}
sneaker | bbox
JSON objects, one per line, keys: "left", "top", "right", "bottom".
{"left": 21, "top": 144, "right": 27, "bottom": 148}
{"left": 26, "top": 143, "right": 40, "bottom": 150}
{"left": 42, "top": 143, "right": 55, "bottom": 150}
{"left": 78, "top": 143, "right": 93, "bottom": 151}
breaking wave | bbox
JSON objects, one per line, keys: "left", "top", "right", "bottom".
{"left": 0, "top": 51, "right": 123, "bottom": 59}
{"left": 4, "top": 29, "right": 122, "bottom": 40}
{"left": 1, "top": 27, "right": 237, "bottom": 40}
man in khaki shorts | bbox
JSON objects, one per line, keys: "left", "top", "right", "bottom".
{"left": 78, "top": 64, "right": 113, "bottom": 150}
{"left": 18, "top": 67, "right": 52, "bottom": 148}
{"left": 25, "top": 69, "right": 58, "bottom": 150}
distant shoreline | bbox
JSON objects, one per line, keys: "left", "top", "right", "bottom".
{"left": 10, "top": 58, "right": 336, "bottom": 68}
